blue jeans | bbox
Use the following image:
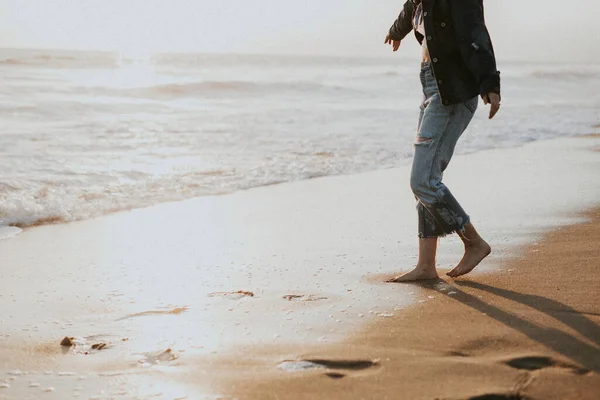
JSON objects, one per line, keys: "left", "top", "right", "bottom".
{"left": 410, "top": 62, "right": 478, "bottom": 238}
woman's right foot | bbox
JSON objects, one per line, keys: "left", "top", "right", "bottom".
{"left": 446, "top": 239, "right": 491, "bottom": 278}
{"left": 387, "top": 265, "right": 439, "bottom": 283}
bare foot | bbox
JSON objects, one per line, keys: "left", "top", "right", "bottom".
{"left": 387, "top": 265, "right": 439, "bottom": 283}
{"left": 447, "top": 239, "right": 491, "bottom": 278}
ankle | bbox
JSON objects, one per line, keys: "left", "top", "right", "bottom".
{"left": 415, "top": 263, "right": 437, "bottom": 271}
{"left": 462, "top": 236, "right": 484, "bottom": 247}
{"left": 458, "top": 223, "right": 484, "bottom": 245}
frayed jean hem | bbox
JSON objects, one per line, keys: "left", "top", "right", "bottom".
{"left": 417, "top": 214, "right": 470, "bottom": 239}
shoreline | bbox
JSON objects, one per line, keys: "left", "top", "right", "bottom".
{"left": 1, "top": 131, "right": 598, "bottom": 232}
{"left": 0, "top": 135, "right": 599, "bottom": 399}
{"left": 220, "top": 208, "right": 600, "bottom": 400}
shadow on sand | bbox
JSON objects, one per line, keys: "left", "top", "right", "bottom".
{"left": 407, "top": 278, "right": 600, "bottom": 372}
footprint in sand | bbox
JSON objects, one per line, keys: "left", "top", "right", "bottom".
{"left": 459, "top": 356, "right": 592, "bottom": 400}
{"left": 278, "top": 358, "right": 380, "bottom": 379}
{"left": 502, "top": 355, "right": 590, "bottom": 375}
{"left": 466, "top": 394, "right": 526, "bottom": 400}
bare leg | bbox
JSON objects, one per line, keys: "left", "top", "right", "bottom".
{"left": 387, "top": 237, "right": 439, "bottom": 282}
{"left": 446, "top": 222, "right": 491, "bottom": 278}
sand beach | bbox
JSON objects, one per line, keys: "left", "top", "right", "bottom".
{"left": 0, "top": 135, "right": 599, "bottom": 399}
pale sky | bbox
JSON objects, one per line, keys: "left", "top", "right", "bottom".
{"left": 1, "top": 0, "right": 599, "bottom": 63}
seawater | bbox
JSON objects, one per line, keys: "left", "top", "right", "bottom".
{"left": 1, "top": 48, "right": 599, "bottom": 226}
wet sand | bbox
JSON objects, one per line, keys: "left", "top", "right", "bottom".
{"left": 0, "top": 136, "right": 599, "bottom": 399}
{"left": 219, "top": 208, "right": 600, "bottom": 400}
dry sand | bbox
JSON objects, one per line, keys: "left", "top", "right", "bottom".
{"left": 218, "top": 209, "right": 600, "bottom": 400}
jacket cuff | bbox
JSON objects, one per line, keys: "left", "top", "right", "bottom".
{"left": 480, "top": 71, "right": 501, "bottom": 97}
{"left": 388, "top": 25, "right": 409, "bottom": 41}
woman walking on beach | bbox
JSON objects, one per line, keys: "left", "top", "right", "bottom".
{"left": 385, "top": 0, "right": 501, "bottom": 281}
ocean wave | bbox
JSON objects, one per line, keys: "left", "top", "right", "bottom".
{"left": 0, "top": 52, "right": 118, "bottom": 69}
{"left": 132, "top": 81, "right": 260, "bottom": 97}
{"left": 0, "top": 58, "right": 26, "bottom": 65}
{"left": 0, "top": 54, "right": 80, "bottom": 65}
{"left": 1, "top": 129, "right": 596, "bottom": 230}
{"left": 122, "top": 80, "right": 360, "bottom": 99}
{"left": 8, "top": 215, "right": 67, "bottom": 228}
{"left": 0, "top": 158, "right": 376, "bottom": 229}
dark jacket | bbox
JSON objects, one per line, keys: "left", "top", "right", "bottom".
{"left": 389, "top": 0, "right": 500, "bottom": 106}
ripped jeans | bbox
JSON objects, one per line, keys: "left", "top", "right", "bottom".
{"left": 411, "top": 62, "right": 478, "bottom": 238}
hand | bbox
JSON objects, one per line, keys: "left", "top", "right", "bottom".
{"left": 482, "top": 92, "right": 501, "bottom": 119}
{"left": 384, "top": 34, "right": 400, "bottom": 52}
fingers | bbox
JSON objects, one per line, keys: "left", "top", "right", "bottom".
{"left": 482, "top": 94, "right": 489, "bottom": 105}
{"left": 489, "top": 93, "right": 501, "bottom": 104}
{"left": 384, "top": 35, "right": 400, "bottom": 52}
{"left": 487, "top": 93, "right": 501, "bottom": 119}
{"left": 489, "top": 102, "right": 500, "bottom": 119}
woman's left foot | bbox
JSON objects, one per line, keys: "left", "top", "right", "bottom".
{"left": 447, "top": 239, "right": 491, "bottom": 278}
{"left": 387, "top": 265, "right": 439, "bottom": 282}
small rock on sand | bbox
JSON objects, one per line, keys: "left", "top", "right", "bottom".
{"left": 60, "top": 337, "right": 74, "bottom": 347}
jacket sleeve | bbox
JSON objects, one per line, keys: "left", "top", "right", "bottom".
{"left": 388, "top": 1, "right": 415, "bottom": 41}
{"left": 450, "top": 0, "right": 500, "bottom": 97}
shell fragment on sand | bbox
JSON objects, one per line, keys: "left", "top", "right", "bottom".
{"left": 208, "top": 291, "right": 255, "bottom": 300}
